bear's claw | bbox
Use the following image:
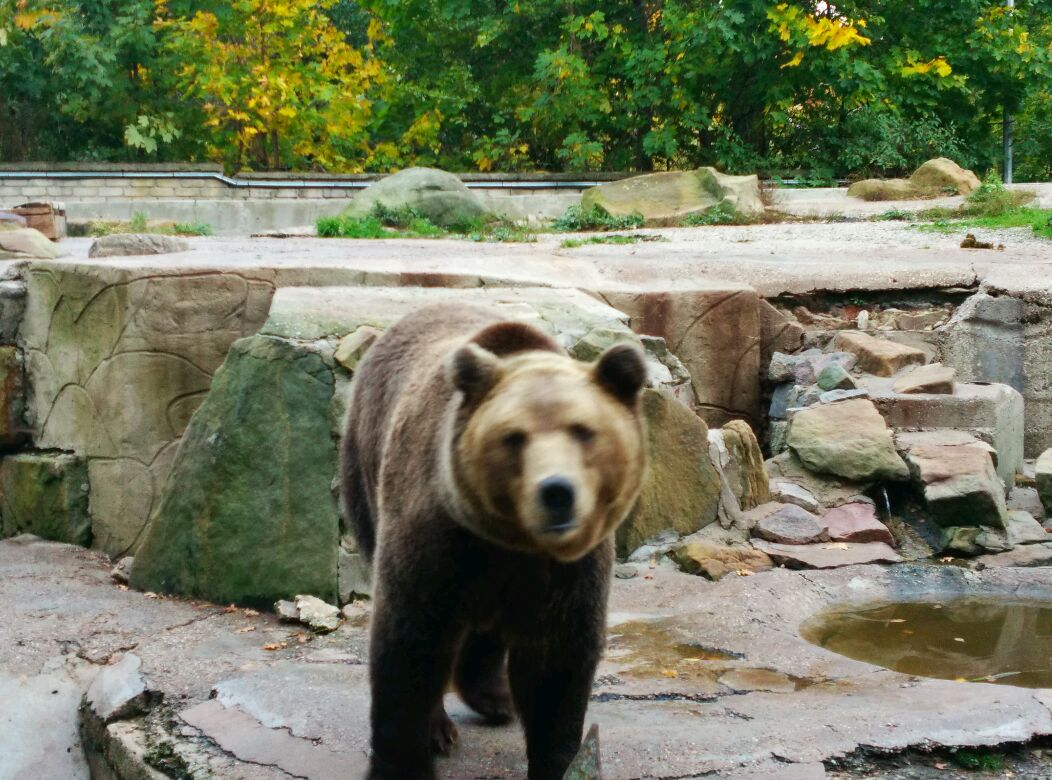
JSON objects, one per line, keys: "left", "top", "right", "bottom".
{"left": 430, "top": 708, "right": 459, "bottom": 755}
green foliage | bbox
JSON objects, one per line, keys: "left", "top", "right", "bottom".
{"left": 2, "top": 1, "right": 1052, "bottom": 180}
{"left": 130, "top": 211, "right": 149, "bottom": 232}
{"left": 877, "top": 208, "right": 914, "bottom": 222}
{"left": 315, "top": 216, "right": 344, "bottom": 238}
{"left": 949, "top": 749, "right": 1004, "bottom": 772}
{"left": 316, "top": 210, "right": 447, "bottom": 239}
{"left": 315, "top": 215, "right": 387, "bottom": 238}
{"left": 962, "top": 172, "right": 1035, "bottom": 217}
{"left": 172, "top": 221, "right": 213, "bottom": 236}
{"left": 680, "top": 202, "right": 740, "bottom": 226}
{"left": 553, "top": 205, "right": 644, "bottom": 232}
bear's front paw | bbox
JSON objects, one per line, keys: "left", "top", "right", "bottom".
{"left": 430, "top": 708, "right": 459, "bottom": 755}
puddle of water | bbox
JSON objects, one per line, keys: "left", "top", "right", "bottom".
{"left": 607, "top": 619, "right": 738, "bottom": 679}
{"left": 802, "top": 598, "right": 1052, "bottom": 688}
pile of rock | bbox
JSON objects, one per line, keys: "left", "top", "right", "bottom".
{"left": 761, "top": 328, "right": 1037, "bottom": 559}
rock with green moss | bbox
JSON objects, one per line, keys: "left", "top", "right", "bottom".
{"left": 0, "top": 453, "right": 90, "bottom": 546}
{"left": 617, "top": 389, "right": 721, "bottom": 556}
{"left": 582, "top": 168, "right": 763, "bottom": 225}
{"left": 341, "top": 167, "right": 493, "bottom": 228}
{"left": 131, "top": 335, "right": 343, "bottom": 606}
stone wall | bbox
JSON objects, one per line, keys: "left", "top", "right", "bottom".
{"left": 0, "top": 166, "right": 616, "bottom": 230}
{"left": 22, "top": 263, "right": 275, "bottom": 555}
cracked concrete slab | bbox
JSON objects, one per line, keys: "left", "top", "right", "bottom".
{"left": 4, "top": 537, "right": 1052, "bottom": 779}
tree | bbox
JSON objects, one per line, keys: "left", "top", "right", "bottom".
{"left": 155, "top": 0, "right": 383, "bottom": 170}
{"left": 0, "top": 0, "right": 157, "bottom": 160}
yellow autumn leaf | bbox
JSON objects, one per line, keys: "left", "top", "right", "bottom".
{"left": 781, "top": 50, "right": 805, "bottom": 69}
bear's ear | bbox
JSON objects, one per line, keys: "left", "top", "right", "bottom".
{"left": 471, "top": 321, "right": 561, "bottom": 357}
{"left": 594, "top": 343, "right": 647, "bottom": 405}
{"left": 449, "top": 343, "right": 503, "bottom": 401}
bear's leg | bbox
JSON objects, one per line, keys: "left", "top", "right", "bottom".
{"left": 367, "top": 592, "right": 462, "bottom": 780}
{"left": 508, "top": 555, "right": 609, "bottom": 780}
{"left": 454, "top": 628, "right": 513, "bottom": 724}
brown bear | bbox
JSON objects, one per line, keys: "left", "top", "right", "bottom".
{"left": 341, "top": 303, "right": 648, "bottom": 780}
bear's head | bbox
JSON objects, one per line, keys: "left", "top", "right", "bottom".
{"left": 442, "top": 321, "right": 647, "bottom": 562}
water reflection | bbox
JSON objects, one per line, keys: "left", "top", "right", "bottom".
{"left": 801, "top": 599, "right": 1052, "bottom": 688}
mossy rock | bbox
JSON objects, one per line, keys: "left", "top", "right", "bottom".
{"left": 131, "top": 335, "right": 342, "bottom": 607}
{"left": 0, "top": 453, "right": 90, "bottom": 546}
{"left": 617, "top": 390, "right": 721, "bottom": 556}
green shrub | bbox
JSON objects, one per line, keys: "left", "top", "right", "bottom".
{"left": 962, "top": 172, "right": 1034, "bottom": 217}
{"left": 171, "top": 221, "right": 212, "bottom": 236}
{"left": 553, "top": 204, "right": 644, "bottom": 232}
{"left": 680, "top": 201, "right": 739, "bottom": 226}
{"left": 130, "top": 211, "right": 149, "bottom": 231}
{"left": 340, "top": 216, "right": 388, "bottom": 238}
{"left": 316, "top": 216, "right": 343, "bottom": 237}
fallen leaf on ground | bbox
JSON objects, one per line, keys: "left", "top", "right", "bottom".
{"left": 263, "top": 642, "right": 287, "bottom": 651}
{"left": 235, "top": 626, "right": 256, "bottom": 634}
{"left": 243, "top": 609, "right": 260, "bottom": 617}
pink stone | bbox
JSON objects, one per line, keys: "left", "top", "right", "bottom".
{"left": 822, "top": 502, "right": 895, "bottom": 546}
{"left": 751, "top": 539, "right": 901, "bottom": 569}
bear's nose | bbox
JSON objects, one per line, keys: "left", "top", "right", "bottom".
{"left": 538, "top": 476, "right": 576, "bottom": 533}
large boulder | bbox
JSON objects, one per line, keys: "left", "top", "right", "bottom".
{"left": 0, "top": 453, "right": 91, "bottom": 546}
{"left": 0, "top": 228, "right": 61, "bottom": 259}
{"left": 909, "top": 158, "right": 981, "bottom": 196}
{"left": 846, "top": 179, "right": 921, "bottom": 202}
{"left": 618, "top": 388, "right": 721, "bottom": 556}
{"left": 787, "top": 399, "right": 910, "bottom": 482}
{"left": 341, "top": 167, "right": 492, "bottom": 228}
{"left": 582, "top": 168, "right": 764, "bottom": 225}
{"left": 131, "top": 335, "right": 344, "bottom": 607}
{"left": 88, "top": 234, "right": 191, "bottom": 258}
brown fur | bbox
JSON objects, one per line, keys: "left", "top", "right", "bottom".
{"left": 341, "top": 303, "right": 647, "bottom": 779}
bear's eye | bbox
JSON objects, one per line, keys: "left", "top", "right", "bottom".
{"left": 569, "top": 423, "right": 595, "bottom": 444}
{"left": 502, "top": 430, "right": 527, "bottom": 450}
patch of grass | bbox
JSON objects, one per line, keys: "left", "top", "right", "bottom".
{"left": 560, "top": 233, "right": 663, "bottom": 248}
{"left": 908, "top": 173, "right": 1048, "bottom": 239}
{"left": 77, "top": 217, "right": 213, "bottom": 237}
{"left": 171, "top": 221, "right": 213, "bottom": 236}
{"left": 130, "top": 211, "right": 149, "bottom": 231}
{"left": 949, "top": 748, "right": 1005, "bottom": 772}
{"left": 340, "top": 215, "right": 388, "bottom": 239}
{"left": 913, "top": 207, "right": 1052, "bottom": 238}
{"left": 316, "top": 216, "right": 343, "bottom": 238}
{"left": 314, "top": 214, "right": 389, "bottom": 238}
{"left": 876, "top": 208, "right": 914, "bottom": 222}
{"left": 960, "top": 171, "right": 1034, "bottom": 218}
{"left": 466, "top": 223, "right": 537, "bottom": 243}
{"left": 553, "top": 204, "right": 645, "bottom": 232}
{"left": 679, "top": 201, "right": 744, "bottom": 226}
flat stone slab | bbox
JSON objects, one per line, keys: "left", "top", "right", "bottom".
{"left": 834, "top": 331, "right": 926, "bottom": 377}
{"left": 891, "top": 362, "right": 956, "bottom": 394}
{"left": 821, "top": 502, "right": 895, "bottom": 546}
{"left": 752, "top": 504, "right": 828, "bottom": 545}
{"left": 751, "top": 539, "right": 902, "bottom": 568}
